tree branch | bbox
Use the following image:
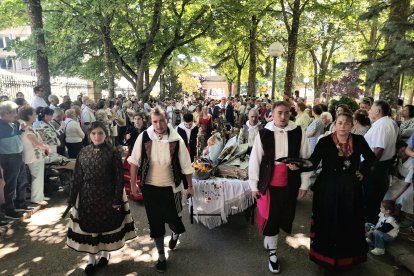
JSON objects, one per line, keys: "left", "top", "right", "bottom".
{"left": 280, "top": 0, "right": 291, "bottom": 34}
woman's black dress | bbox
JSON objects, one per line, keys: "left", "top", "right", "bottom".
{"left": 66, "top": 143, "right": 136, "bottom": 253}
{"left": 309, "top": 134, "right": 375, "bottom": 268}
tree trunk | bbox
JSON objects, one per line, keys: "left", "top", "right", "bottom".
{"left": 406, "top": 88, "right": 414, "bottom": 105}
{"left": 364, "top": 20, "right": 379, "bottom": 97}
{"left": 102, "top": 26, "right": 115, "bottom": 99}
{"left": 27, "top": 0, "right": 51, "bottom": 100}
{"left": 247, "top": 16, "right": 258, "bottom": 97}
{"left": 283, "top": 0, "right": 301, "bottom": 97}
{"left": 236, "top": 66, "right": 242, "bottom": 96}
{"left": 145, "top": 65, "right": 150, "bottom": 89}
{"left": 379, "top": 0, "right": 410, "bottom": 108}
{"left": 228, "top": 81, "right": 233, "bottom": 97}
{"left": 159, "top": 74, "right": 165, "bottom": 99}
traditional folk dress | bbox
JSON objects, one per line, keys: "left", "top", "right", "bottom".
{"left": 66, "top": 143, "right": 136, "bottom": 253}
{"left": 249, "top": 121, "right": 312, "bottom": 236}
{"left": 127, "top": 124, "right": 194, "bottom": 239}
{"left": 308, "top": 133, "right": 376, "bottom": 268}
{"left": 176, "top": 122, "right": 199, "bottom": 162}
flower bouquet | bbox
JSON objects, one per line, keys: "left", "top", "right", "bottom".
{"left": 193, "top": 160, "right": 213, "bottom": 180}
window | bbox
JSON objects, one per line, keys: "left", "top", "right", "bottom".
{"left": 0, "top": 58, "right": 6, "bottom": 68}
{"left": 4, "top": 37, "right": 10, "bottom": 48}
{"left": 0, "top": 58, "right": 13, "bottom": 70}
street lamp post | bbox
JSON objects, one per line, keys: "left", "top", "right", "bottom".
{"left": 304, "top": 76, "right": 309, "bottom": 103}
{"left": 268, "top": 42, "right": 284, "bottom": 100}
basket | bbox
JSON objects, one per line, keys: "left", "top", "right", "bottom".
{"left": 194, "top": 170, "right": 211, "bottom": 180}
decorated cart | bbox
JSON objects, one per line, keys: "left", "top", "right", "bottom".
{"left": 190, "top": 132, "right": 255, "bottom": 228}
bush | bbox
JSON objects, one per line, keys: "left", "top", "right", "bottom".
{"left": 328, "top": 96, "right": 359, "bottom": 119}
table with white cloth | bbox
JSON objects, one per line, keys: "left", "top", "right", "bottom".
{"left": 190, "top": 177, "right": 255, "bottom": 229}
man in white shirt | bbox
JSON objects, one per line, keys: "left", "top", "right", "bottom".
{"left": 31, "top": 86, "right": 48, "bottom": 109}
{"left": 248, "top": 101, "right": 311, "bottom": 273}
{"left": 128, "top": 106, "right": 193, "bottom": 273}
{"left": 80, "top": 99, "right": 96, "bottom": 126}
{"left": 238, "top": 109, "right": 262, "bottom": 154}
{"left": 363, "top": 100, "right": 398, "bottom": 223}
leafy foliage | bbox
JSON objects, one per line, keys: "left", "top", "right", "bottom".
{"left": 322, "top": 69, "right": 364, "bottom": 99}
{"left": 328, "top": 96, "right": 359, "bottom": 116}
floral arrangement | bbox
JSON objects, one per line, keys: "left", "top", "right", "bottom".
{"left": 193, "top": 160, "right": 213, "bottom": 180}
{"left": 193, "top": 161, "right": 212, "bottom": 172}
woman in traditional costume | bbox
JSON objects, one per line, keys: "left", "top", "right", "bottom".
{"left": 66, "top": 121, "right": 136, "bottom": 275}
{"left": 308, "top": 112, "right": 376, "bottom": 271}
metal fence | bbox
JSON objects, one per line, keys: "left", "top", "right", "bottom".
{"left": 0, "top": 73, "right": 137, "bottom": 102}
{"left": 0, "top": 73, "right": 90, "bottom": 103}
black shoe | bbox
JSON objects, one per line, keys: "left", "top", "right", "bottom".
{"left": 97, "top": 254, "right": 110, "bottom": 267}
{"left": 15, "top": 203, "right": 36, "bottom": 212}
{"left": 0, "top": 220, "right": 10, "bottom": 226}
{"left": 156, "top": 259, "right": 167, "bottom": 273}
{"left": 84, "top": 264, "right": 95, "bottom": 275}
{"left": 5, "top": 210, "right": 23, "bottom": 220}
{"left": 168, "top": 233, "right": 179, "bottom": 250}
{"left": 268, "top": 252, "right": 280, "bottom": 273}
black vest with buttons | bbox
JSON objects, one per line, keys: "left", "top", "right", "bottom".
{"left": 138, "top": 130, "right": 188, "bottom": 188}
{"left": 257, "top": 126, "right": 302, "bottom": 194}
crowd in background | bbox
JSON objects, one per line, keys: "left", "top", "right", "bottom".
{"left": 1, "top": 87, "right": 414, "bottom": 251}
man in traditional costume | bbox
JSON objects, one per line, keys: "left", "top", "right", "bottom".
{"left": 249, "top": 101, "right": 312, "bottom": 273}
{"left": 128, "top": 106, "right": 194, "bottom": 273}
{"left": 176, "top": 113, "right": 199, "bottom": 162}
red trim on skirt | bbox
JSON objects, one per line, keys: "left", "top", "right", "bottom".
{"left": 309, "top": 248, "right": 367, "bottom": 267}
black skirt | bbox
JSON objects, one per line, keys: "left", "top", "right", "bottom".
{"left": 309, "top": 170, "right": 368, "bottom": 268}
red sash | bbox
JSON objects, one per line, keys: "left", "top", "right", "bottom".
{"left": 269, "top": 164, "right": 288, "bottom": 187}
{"left": 256, "top": 163, "right": 289, "bottom": 234}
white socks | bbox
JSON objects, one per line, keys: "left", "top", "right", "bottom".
{"left": 264, "top": 235, "right": 278, "bottom": 250}
{"left": 87, "top": 253, "right": 96, "bottom": 265}
{"left": 100, "top": 251, "right": 109, "bottom": 259}
{"left": 264, "top": 235, "right": 278, "bottom": 263}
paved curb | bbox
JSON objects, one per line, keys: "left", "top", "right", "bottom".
{"left": 387, "top": 238, "right": 414, "bottom": 273}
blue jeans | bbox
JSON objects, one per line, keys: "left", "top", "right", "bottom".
{"left": 0, "top": 153, "right": 28, "bottom": 211}
{"left": 365, "top": 222, "right": 394, "bottom": 249}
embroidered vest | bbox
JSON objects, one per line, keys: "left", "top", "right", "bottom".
{"left": 138, "top": 130, "right": 187, "bottom": 188}
{"left": 257, "top": 126, "right": 302, "bottom": 194}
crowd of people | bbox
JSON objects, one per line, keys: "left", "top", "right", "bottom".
{"left": 1, "top": 87, "right": 414, "bottom": 274}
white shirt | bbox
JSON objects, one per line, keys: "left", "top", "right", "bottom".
{"left": 143, "top": 103, "right": 152, "bottom": 115}
{"left": 31, "top": 96, "right": 48, "bottom": 109}
{"left": 64, "top": 118, "right": 85, "bottom": 143}
{"left": 81, "top": 106, "right": 96, "bottom": 125}
{"left": 128, "top": 124, "right": 194, "bottom": 189}
{"left": 364, "top": 116, "right": 398, "bottom": 161}
{"left": 375, "top": 213, "right": 399, "bottom": 238}
{"left": 238, "top": 121, "right": 261, "bottom": 147}
{"left": 49, "top": 104, "right": 58, "bottom": 110}
{"left": 166, "top": 106, "right": 174, "bottom": 123}
{"left": 248, "top": 121, "right": 312, "bottom": 192}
